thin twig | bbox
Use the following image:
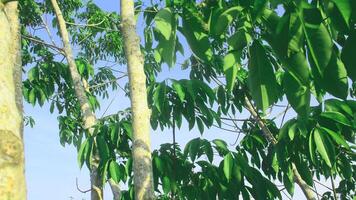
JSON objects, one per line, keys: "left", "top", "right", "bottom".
{"left": 22, "top": 34, "right": 64, "bottom": 54}
{"left": 314, "top": 179, "right": 333, "bottom": 191}
{"left": 40, "top": 15, "right": 57, "bottom": 46}
{"left": 279, "top": 104, "right": 290, "bottom": 128}
{"left": 76, "top": 178, "right": 91, "bottom": 193}
{"left": 313, "top": 181, "right": 321, "bottom": 200}
{"left": 330, "top": 175, "right": 338, "bottom": 200}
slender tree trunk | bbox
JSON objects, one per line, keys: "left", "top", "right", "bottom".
{"left": 244, "top": 96, "right": 316, "bottom": 200}
{"left": 50, "top": 0, "right": 102, "bottom": 199}
{"left": 0, "top": 1, "right": 26, "bottom": 199}
{"left": 120, "top": 1, "right": 155, "bottom": 199}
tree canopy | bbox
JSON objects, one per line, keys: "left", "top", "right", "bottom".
{"left": 4, "top": 0, "right": 356, "bottom": 199}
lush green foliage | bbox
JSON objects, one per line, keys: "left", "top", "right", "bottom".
{"left": 21, "top": 0, "right": 356, "bottom": 199}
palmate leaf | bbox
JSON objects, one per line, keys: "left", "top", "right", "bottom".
{"left": 248, "top": 41, "right": 279, "bottom": 112}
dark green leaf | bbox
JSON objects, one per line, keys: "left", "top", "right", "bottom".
{"left": 320, "top": 127, "right": 350, "bottom": 150}
{"left": 341, "top": 31, "right": 356, "bottom": 81}
{"left": 248, "top": 41, "right": 279, "bottom": 112}
{"left": 320, "top": 111, "right": 352, "bottom": 127}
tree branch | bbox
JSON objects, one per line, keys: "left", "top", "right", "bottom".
{"left": 243, "top": 96, "right": 316, "bottom": 200}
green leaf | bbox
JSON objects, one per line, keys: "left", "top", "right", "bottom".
{"left": 28, "top": 67, "right": 39, "bottom": 82}
{"left": 181, "top": 8, "right": 212, "bottom": 62}
{"left": 288, "top": 122, "right": 297, "bottom": 141}
{"left": 341, "top": 31, "right": 356, "bottom": 81}
{"left": 203, "top": 142, "right": 214, "bottom": 163}
{"left": 153, "top": 156, "right": 164, "bottom": 174}
{"left": 322, "top": 53, "right": 348, "bottom": 99}
{"left": 278, "top": 119, "right": 295, "bottom": 140}
{"left": 153, "top": 82, "right": 167, "bottom": 113}
{"left": 212, "top": 139, "right": 228, "bottom": 152}
{"left": 155, "top": 8, "right": 177, "bottom": 67}
{"left": 320, "top": 111, "right": 352, "bottom": 127}
{"left": 96, "top": 135, "right": 110, "bottom": 161}
{"left": 283, "top": 168, "right": 295, "bottom": 195}
{"left": 77, "top": 138, "right": 89, "bottom": 168}
{"left": 122, "top": 121, "right": 133, "bottom": 139}
{"left": 248, "top": 41, "right": 279, "bottom": 112}
{"left": 189, "top": 138, "right": 200, "bottom": 162}
{"left": 325, "top": 99, "right": 353, "bottom": 117}
{"left": 320, "top": 127, "right": 350, "bottom": 150}
{"left": 162, "top": 176, "right": 171, "bottom": 194}
{"left": 211, "top": 6, "right": 243, "bottom": 35}
{"left": 109, "top": 161, "right": 121, "bottom": 183}
{"left": 172, "top": 80, "right": 185, "bottom": 102}
{"left": 223, "top": 153, "right": 233, "bottom": 181}
{"left": 223, "top": 52, "right": 240, "bottom": 92}
{"left": 309, "top": 130, "right": 316, "bottom": 164}
{"left": 283, "top": 72, "right": 310, "bottom": 118}
{"left": 29, "top": 88, "right": 36, "bottom": 106}
{"left": 301, "top": 8, "right": 333, "bottom": 77}
{"left": 228, "top": 29, "right": 252, "bottom": 51}
{"left": 196, "top": 117, "right": 204, "bottom": 134}
{"left": 295, "top": 161, "right": 313, "bottom": 186}
{"left": 154, "top": 8, "right": 173, "bottom": 40}
{"left": 331, "top": 0, "right": 352, "bottom": 27}
{"left": 192, "top": 79, "right": 215, "bottom": 103}
{"left": 314, "top": 128, "right": 333, "bottom": 167}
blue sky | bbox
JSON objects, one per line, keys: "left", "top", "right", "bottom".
{"left": 23, "top": 1, "right": 333, "bottom": 199}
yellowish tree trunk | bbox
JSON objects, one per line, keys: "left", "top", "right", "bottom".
{"left": 0, "top": 1, "right": 26, "bottom": 199}
{"left": 120, "top": 1, "right": 155, "bottom": 199}
{"left": 49, "top": 0, "right": 103, "bottom": 199}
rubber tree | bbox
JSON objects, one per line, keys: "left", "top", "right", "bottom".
{"left": 120, "top": 0, "right": 155, "bottom": 199}
{"left": 50, "top": 0, "right": 103, "bottom": 199}
{"left": 0, "top": 1, "right": 26, "bottom": 199}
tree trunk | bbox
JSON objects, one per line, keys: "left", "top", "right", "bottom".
{"left": 244, "top": 96, "right": 316, "bottom": 200}
{"left": 0, "top": 1, "right": 26, "bottom": 199}
{"left": 50, "top": 0, "right": 102, "bottom": 199}
{"left": 120, "top": 1, "right": 155, "bottom": 199}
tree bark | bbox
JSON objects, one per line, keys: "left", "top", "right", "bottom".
{"left": 49, "top": 0, "right": 103, "bottom": 199}
{"left": 0, "top": 1, "right": 27, "bottom": 199}
{"left": 244, "top": 96, "right": 316, "bottom": 200}
{"left": 120, "top": 1, "right": 155, "bottom": 199}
